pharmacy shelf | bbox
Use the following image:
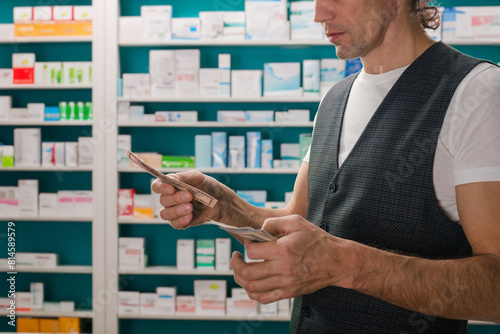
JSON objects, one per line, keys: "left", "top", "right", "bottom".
{"left": 118, "top": 313, "right": 290, "bottom": 321}
{"left": 0, "top": 310, "right": 94, "bottom": 318}
{"left": 0, "top": 84, "right": 93, "bottom": 90}
{"left": 0, "top": 121, "right": 93, "bottom": 126}
{"left": 4, "top": 216, "right": 92, "bottom": 222}
{"left": 118, "top": 121, "right": 313, "bottom": 128}
{"left": 116, "top": 96, "right": 321, "bottom": 103}
{"left": 119, "top": 167, "right": 299, "bottom": 174}
{"left": 1, "top": 265, "right": 92, "bottom": 274}
{"left": 0, "top": 166, "right": 93, "bottom": 172}
{"left": 446, "top": 39, "right": 500, "bottom": 46}
{"left": 119, "top": 266, "right": 233, "bottom": 276}
{"left": 118, "top": 218, "right": 169, "bottom": 224}
{"left": 0, "top": 24, "right": 93, "bottom": 44}
{"left": 119, "top": 39, "right": 330, "bottom": 47}
{"left": 469, "top": 321, "right": 498, "bottom": 325}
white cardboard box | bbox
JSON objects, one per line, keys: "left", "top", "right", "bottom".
{"left": 119, "top": 237, "right": 145, "bottom": 270}
{"left": 18, "top": 179, "right": 38, "bottom": 217}
{"left": 57, "top": 191, "right": 75, "bottom": 217}
{"left": 118, "top": 291, "right": 140, "bottom": 314}
{"left": 231, "top": 70, "right": 262, "bottom": 98}
{"left": 176, "top": 239, "right": 195, "bottom": 270}
{"left": 39, "top": 193, "right": 57, "bottom": 217}
{"left": 172, "top": 18, "right": 200, "bottom": 40}
{"left": 78, "top": 137, "right": 94, "bottom": 167}
{"left": 156, "top": 287, "right": 176, "bottom": 315}
{"left": 150, "top": 50, "right": 175, "bottom": 97}
{"left": 199, "top": 69, "right": 221, "bottom": 97}
{"left": 176, "top": 295, "right": 195, "bottom": 314}
{"left": 74, "top": 191, "right": 93, "bottom": 216}
{"left": 27, "top": 103, "right": 45, "bottom": 122}
{"left": 200, "top": 12, "right": 223, "bottom": 40}
{"left": 122, "top": 73, "right": 151, "bottom": 98}
{"left": 14, "top": 128, "right": 41, "bottom": 166}
{"left": 215, "top": 238, "right": 231, "bottom": 271}
{"left": 174, "top": 50, "right": 200, "bottom": 97}
{"left": 140, "top": 293, "right": 157, "bottom": 314}
{"left": 0, "top": 187, "right": 19, "bottom": 218}
{"left": 17, "top": 253, "right": 58, "bottom": 268}
{"left": 0, "top": 96, "right": 11, "bottom": 121}
{"left": 194, "top": 280, "right": 226, "bottom": 315}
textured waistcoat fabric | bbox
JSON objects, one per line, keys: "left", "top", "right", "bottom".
{"left": 290, "top": 42, "right": 488, "bottom": 333}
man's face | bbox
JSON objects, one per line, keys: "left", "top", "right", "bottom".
{"left": 314, "top": 0, "right": 399, "bottom": 59}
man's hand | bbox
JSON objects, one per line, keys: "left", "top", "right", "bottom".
{"left": 152, "top": 171, "right": 230, "bottom": 229}
{"left": 231, "top": 214, "right": 355, "bottom": 304}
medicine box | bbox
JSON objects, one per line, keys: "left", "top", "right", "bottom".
{"left": 156, "top": 287, "right": 176, "bottom": 314}
{"left": 228, "top": 136, "right": 245, "bottom": 169}
{"left": 231, "top": 70, "right": 262, "bottom": 98}
{"left": 0, "top": 187, "right": 18, "bottom": 217}
{"left": 215, "top": 238, "right": 231, "bottom": 271}
{"left": 12, "top": 53, "right": 35, "bottom": 84}
{"left": 18, "top": 179, "right": 38, "bottom": 217}
{"left": 176, "top": 295, "right": 195, "bottom": 313}
{"left": 212, "top": 132, "right": 228, "bottom": 168}
{"left": 246, "top": 131, "right": 261, "bottom": 168}
{"left": 195, "top": 135, "right": 212, "bottom": 168}
{"left": 119, "top": 237, "right": 145, "bottom": 269}
{"left": 140, "top": 293, "right": 157, "bottom": 314}
{"left": 264, "top": 62, "right": 301, "bottom": 97}
{"left": 14, "top": 128, "right": 41, "bottom": 166}
{"left": 39, "top": 193, "right": 57, "bottom": 217}
{"left": 177, "top": 239, "right": 195, "bottom": 270}
{"left": 320, "top": 59, "right": 346, "bottom": 96}
{"left": 17, "top": 253, "right": 58, "bottom": 268}
{"left": 194, "top": 280, "right": 226, "bottom": 315}
{"left": 118, "top": 291, "right": 140, "bottom": 314}
{"left": 196, "top": 239, "right": 215, "bottom": 269}
{"left": 172, "top": 18, "right": 200, "bottom": 40}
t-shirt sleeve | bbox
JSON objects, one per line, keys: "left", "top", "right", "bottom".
{"left": 302, "top": 111, "right": 319, "bottom": 163}
{"left": 448, "top": 64, "right": 500, "bottom": 186}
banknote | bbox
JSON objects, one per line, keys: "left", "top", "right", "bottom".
{"left": 205, "top": 219, "right": 277, "bottom": 242}
{"left": 126, "top": 149, "right": 218, "bottom": 208}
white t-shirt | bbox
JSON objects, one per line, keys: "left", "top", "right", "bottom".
{"left": 304, "top": 62, "right": 500, "bottom": 222}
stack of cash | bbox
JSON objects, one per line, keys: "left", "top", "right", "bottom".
{"left": 205, "top": 219, "right": 277, "bottom": 242}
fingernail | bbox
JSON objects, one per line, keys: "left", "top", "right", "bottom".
{"left": 182, "top": 204, "right": 191, "bottom": 213}
{"left": 181, "top": 193, "right": 190, "bottom": 201}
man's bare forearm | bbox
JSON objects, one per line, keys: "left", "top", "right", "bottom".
{"left": 349, "top": 242, "right": 500, "bottom": 323}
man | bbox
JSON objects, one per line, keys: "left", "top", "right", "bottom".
{"left": 152, "top": 0, "right": 500, "bottom": 332}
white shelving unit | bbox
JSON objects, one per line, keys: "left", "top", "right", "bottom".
{"left": 117, "top": 96, "right": 321, "bottom": 103}
{"left": 0, "top": 84, "right": 93, "bottom": 90}
{"left": 118, "top": 218, "right": 169, "bottom": 224}
{"left": 0, "top": 310, "right": 94, "bottom": 318}
{"left": 0, "top": 121, "right": 93, "bottom": 126}
{"left": 0, "top": 166, "right": 93, "bottom": 172}
{"left": 7, "top": 216, "right": 92, "bottom": 222}
{"left": 118, "top": 121, "right": 313, "bottom": 128}
{"left": 119, "top": 167, "right": 300, "bottom": 174}
{"left": 0, "top": 1, "right": 107, "bottom": 333}
{"left": 119, "top": 266, "right": 233, "bottom": 276}
{"left": 0, "top": 24, "right": 92, "bottom": 44}
{"left": 1, "top": 265, "right": 92, "bottom": 274}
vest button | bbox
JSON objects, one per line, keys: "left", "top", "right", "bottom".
{"left": 329, "top": 182, "right": 337, "bottom": 193}
{"left": 301, "top": 305, "right": 312, "bottom": 318}
{"left": 320, "top": 223, "right": 329, "bottom": 232}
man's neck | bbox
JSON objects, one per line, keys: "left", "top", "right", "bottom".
{"left": 361, "top": 18, "right": 436, "bottom": 74}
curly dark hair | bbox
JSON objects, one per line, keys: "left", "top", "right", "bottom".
{"left": 410, "top": 0, "right": 440, "bottom": 30}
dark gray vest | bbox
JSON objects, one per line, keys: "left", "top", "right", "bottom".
{"left": 291, "top": 42, "right": 488, "bottom": 333}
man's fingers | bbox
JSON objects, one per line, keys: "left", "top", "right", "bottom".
{"left": 231, "top": 252, "right": 281, "bottom": 281}
{"left": 159, "top": 204, "right": 192, "bottom": 222}
{"left": 159, "top": 190, "right": 193, "bottom": 208}
{"left": 244, "top": 240, "right": 278, "bottom": 261}
{"left": 261, "top": 214, "right": 304, "bottom": 237}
